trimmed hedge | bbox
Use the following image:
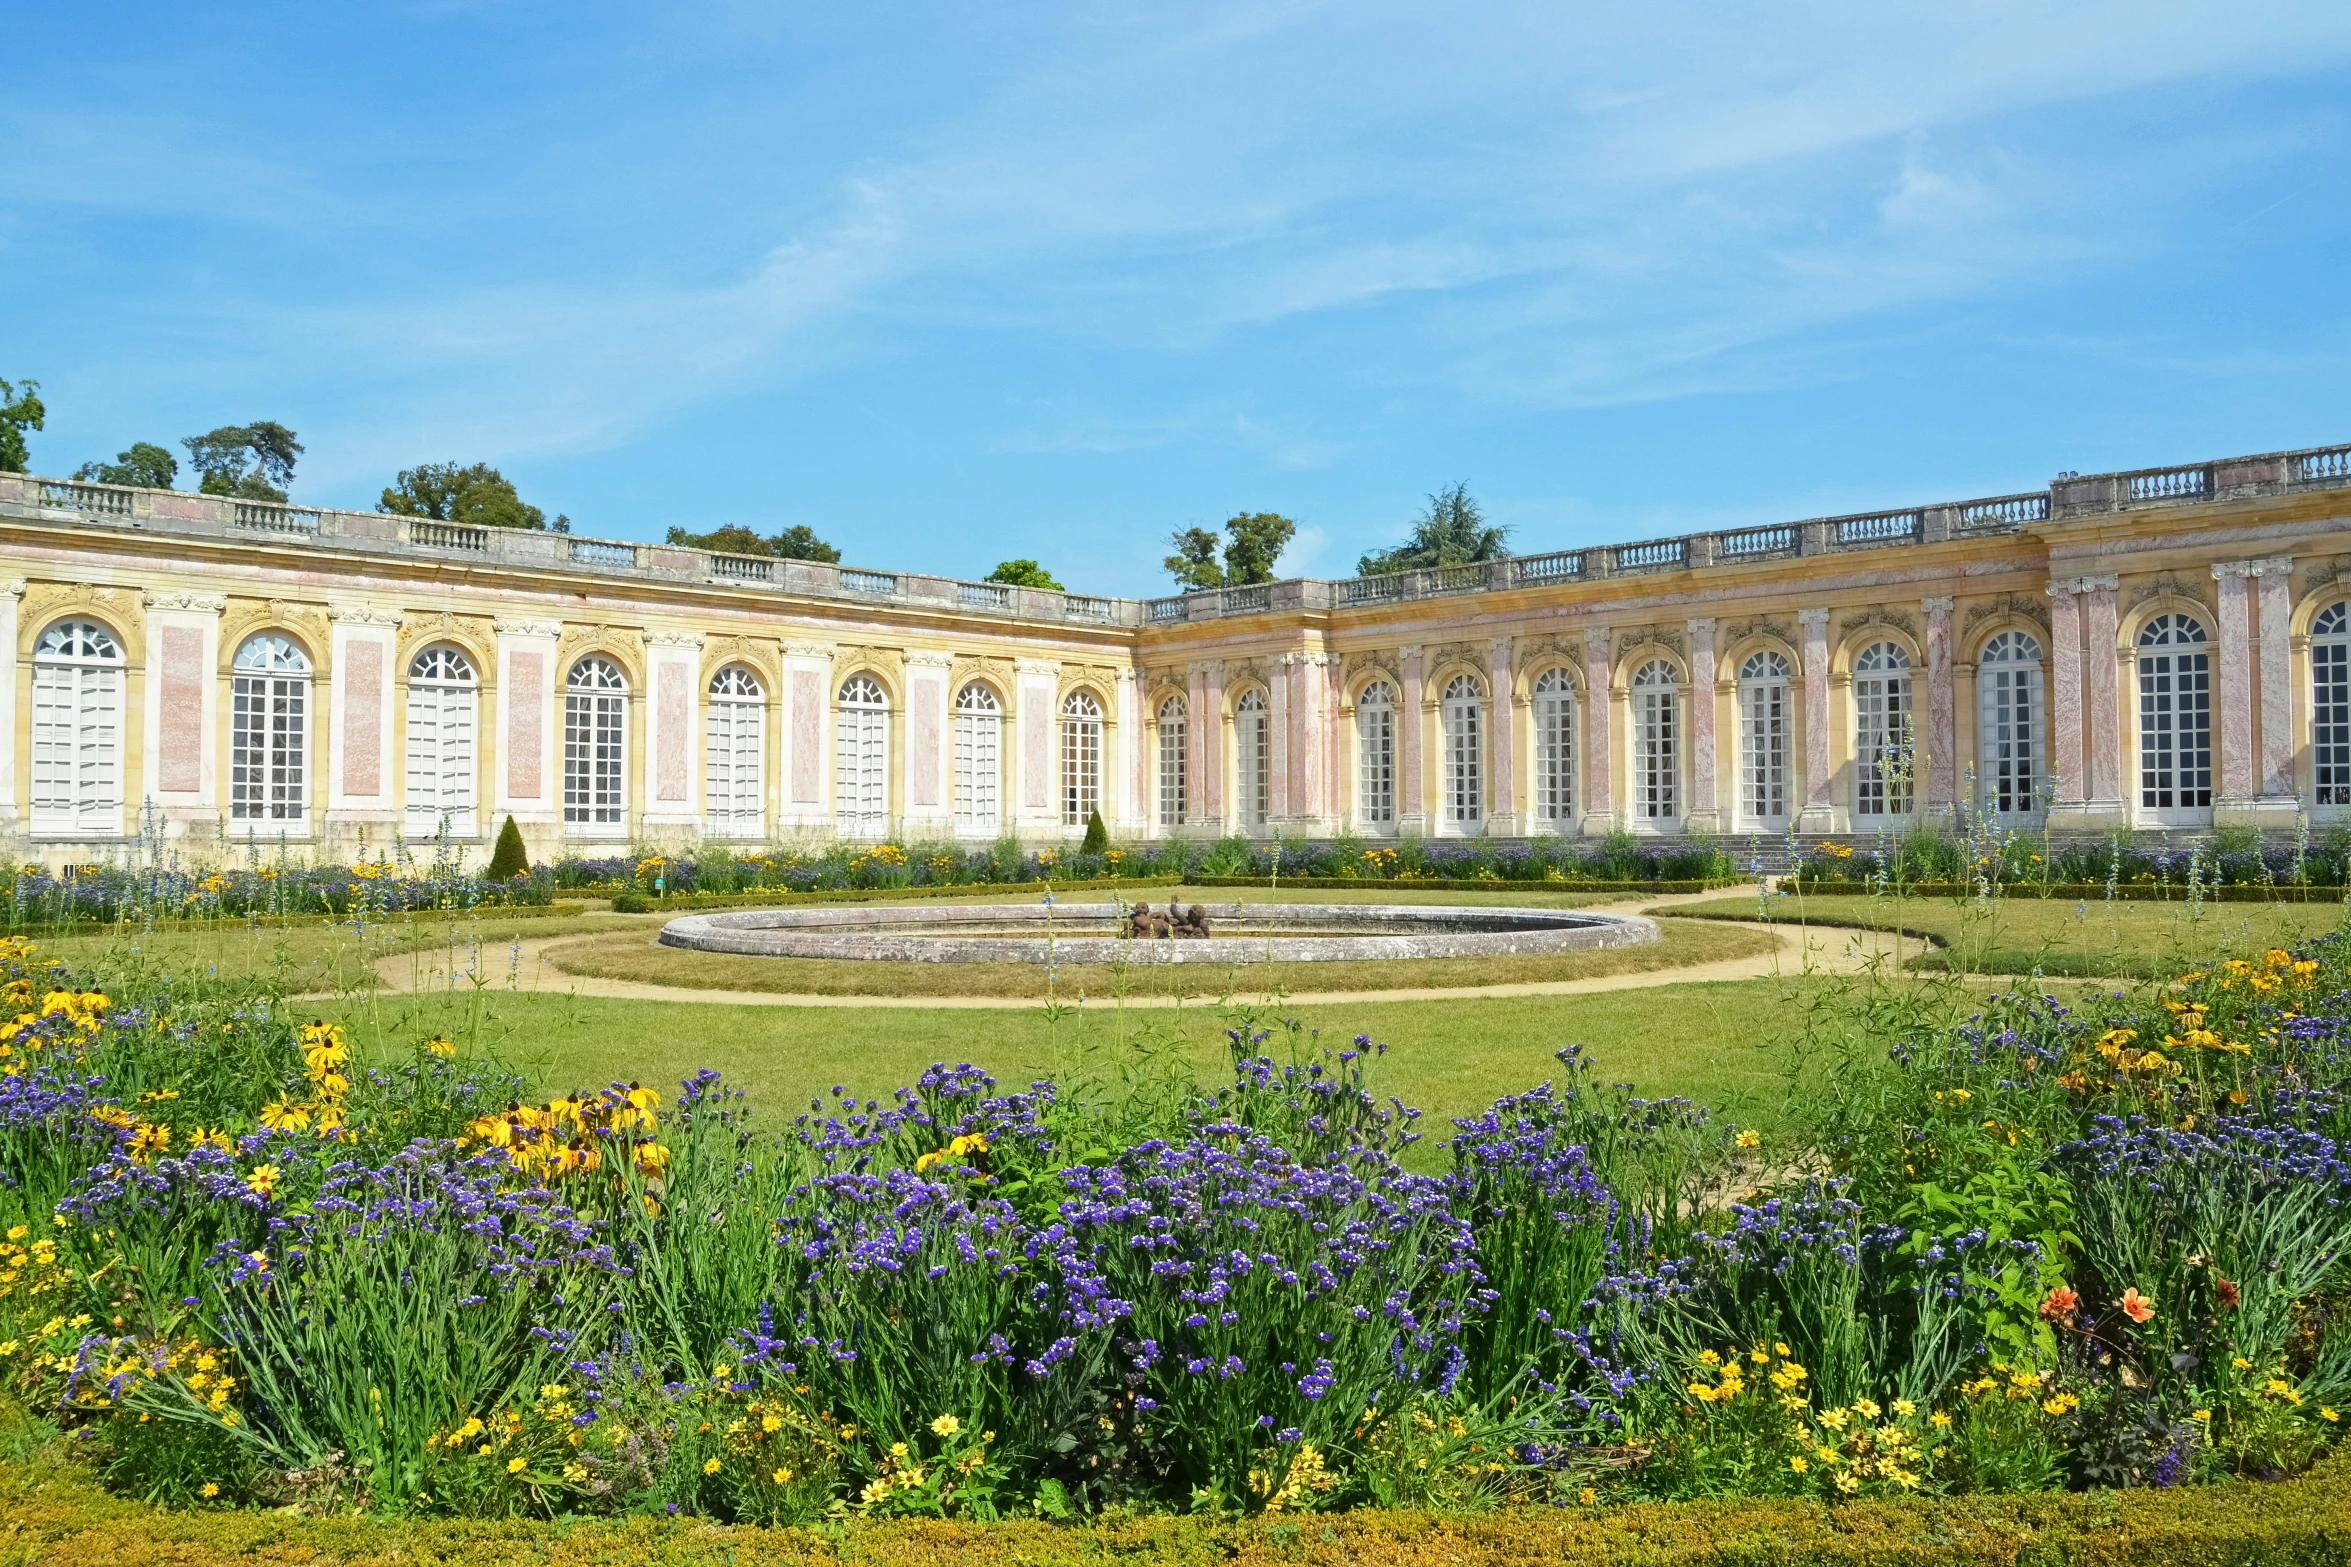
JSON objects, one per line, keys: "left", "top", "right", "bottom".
{"left": 1192, "top": 875, "right": 1746, "bottom": 895}
{"left": 0, "top": 900, "right": 581, "bottom": 938}
{"left": 5, "top": 1448, "right": 2350, "bottom": 1566}
{"left": 1788, "top": 880, "right": 2351, "bottom": 903}
{"left": 594, "top": 876, "right": 1187, "bottom": 914}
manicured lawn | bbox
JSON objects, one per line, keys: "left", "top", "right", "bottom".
{"left": 1667, "top": 891, "right": 2351, "bottom": 977}
{"left": 537, "top": 915, "right": 1779, "bottom": 998}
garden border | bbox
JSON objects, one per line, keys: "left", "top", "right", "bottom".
{"left": 1190, "top": 875, "right": 1745, "bottom": 894}
{"left": 1787, "top": 881, "right": 2351, "bottom": 903}
{"left": 596, "top": 876, "right": 1185, "bottom": 913}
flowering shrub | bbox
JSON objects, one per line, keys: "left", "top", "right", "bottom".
{"left": 6, "top": 930, "right": 2351, "bottom": 1518}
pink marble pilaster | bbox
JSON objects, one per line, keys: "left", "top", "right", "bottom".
{"left": 909, "top": 676, "right": 943, "bottom": 809}
{"left": 2082, "top": 577, "right": 2122, "bottom": 806}
{"left": 2044, "top": 584, "right": 2084, "bottom": 806}
{"left": 1487, "top": 637, "right": 1516, "bottom": 828}
{"left": 1581, "top": 629, "right": 1613, "bottom": 826}
{"left": 790, "top": 671, "right": 823, "bottom": 803}
{"left": 1798, "top": 609, "right": 1832, "bottom": 818}
{"left": 1922, "top": 597, "right": 1955, "bottom": 810}
{"left": 1020, "top": 688, "right": 1053, "bottom": 813}
{"left": 2211, "top": 562, "right": 2257, "bottom": 803}
{"left": 158, "top": 626, "right": 204, "bottom": 794}
{"left": 2254, "top": 559, "right": 2295, "bottom": 798}
{"left": 507, "top": 651, "right": 545, "bottom": 800}
{"left": 1685, "top": 619, "right": 1716, "bottom": 827}
{"left": 655, "top": 662, "right": 690, "bottom": 802}
{"left": 1187, "top": 666, "right": 1210, "bottom": 826}
{"left": 1201, "top": 663, "right": 1226, "bottom": 821}
{"left": 1399, "top": 645, "right": 1426, "bottom": 826}
{"left": 341, "top": 639, "right": 384, "bottom": 797}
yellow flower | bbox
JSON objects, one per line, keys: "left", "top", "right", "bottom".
{"left": 424, "top": 1036, "right": 456, "bottom": 1057}
{"left": 1854, "top": 1399, "right": 1881, "bottom": 1420}
{"left": 2323, "top": 1408, "right": 2340, "bottom": 1423}
{"left": 244, "top": 1164, "right": 280, "bottom": 1198}
{"left": 258, "top": 1100, "right": 310, "bottom": 1131}
{"left": 1734, "top": 1129, "right": 1762, "bottom": 1148}
{"left": 1578, "top": 1487, "right": 1595, "bottom": 1506}
{"left": 1789, "top": 1456, "right": 1808, "bottom": 1473}
{"left": 200, "top": 1481, "right": 219, "bottom": 1498}
{"left": 507, "top": 1457, "right": 527, "bottom": 1474}
{"left": 704, "top": 1457, "right": 721, "bottom": 1475}
{"left": 930, "top": 1413, "right": 962, "bottom": 1437}
{"left": 1929, "top": 1410, "right": 1951, "bottom": 1429}
{"left": 1893, "top": 1398, "right": 1916, "bottom": 1417}
{"left": 773, "top": 1466, "right": 794, "bottom": 1483}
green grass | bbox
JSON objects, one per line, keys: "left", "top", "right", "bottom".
{"left": 1666, "top": 891, "right": 2351, "bottom": 977}
{"left": 536, "top": 915, "right": 1779, "bottom": 997}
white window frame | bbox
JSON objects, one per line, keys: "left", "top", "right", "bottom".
{"left": 1853, "top": 642, "right": 1913, "bottom": 819}
{"left": 1531, "top": 668, "right": 1575, "bottom": 828}
{"left": 835, "top": 673, "right": 890, "bottom": 838}
{"left": 1156, "top": 695, "right": 1187, "bottom": 831}
{"left": 30, "top": 619, "right": 125, "bottom": 837}
{"left": 404, "top": 644, "right": 478, "bottom": 840}
{"left": 2137, "top": 613, "right": 2212, "bottom": 823}
{"left": 1737, "top": 650, "right": 1790, "bottom": 829}
{"left": 1440, "top": 674, "right": 1483, "bottom": 833}
{"left": 1631, "top": 660, "right": 1678, "bottom": 827}
{"left": 1234, "top": 689, "right": 1271, "bottom": 831}
{"left": 1356, "top": 680, "right": 1397, "bottom": 830}
{"left": 1977, "top": 631, "right": 2044, "bottom": 818}
{"left": 563, "top": 655, "right": 628, "bottom": 835}
{"left": 1061, "top": 689, "right": 1103, "bottom": 829}
{"left": 955, "top": 682, "right": 1002, "bottom": 836}
{"left": 2317, "top": 603, "right": 2351, "bottom": 810}
{"left": 231, "top": 633, "right": 311, "bottom": 829}
{"left": 705, "top": 664, "right": 765, "bottom": 839}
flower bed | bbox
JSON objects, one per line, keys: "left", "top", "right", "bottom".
{"left": 600, "top": 876, "right": 1184, "bottom": 914}
{"left": 1785, "top": 881, "right": 2351, "bottom": 903}
{"left": 3, "top": 931, "right": 2349, "bottom": 1523}
{"left": 1190, "top": 876, "right": 1743, "bottom": 894}
{"left": 0, "top": 857, "right": 555, "bottom": 927}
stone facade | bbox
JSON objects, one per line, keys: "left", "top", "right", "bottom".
{"left": 2, "top": 441, "right": 2347, "bottom": 864}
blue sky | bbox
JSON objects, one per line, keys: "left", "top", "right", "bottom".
{"left": 9, "top": 3, "right": 2351, "bottom": 595}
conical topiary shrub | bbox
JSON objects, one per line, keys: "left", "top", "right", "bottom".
{"left": 487, "top": 814, "right": 530, "bottom": 880}
{"left": 1080, "top": 808, "right": 1110, "bottom": 856}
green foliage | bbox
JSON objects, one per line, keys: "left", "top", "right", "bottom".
{"left": 487, "top": 816, "right": 530, "bottom": 881}
{"left": 1357, "top": 482, "right": 1510, "bottom": 576}
{"left": 665, "top": 523, "right": 841, "bottom": 562}
{"left": 1079, "top": 809, "right": 1109, "bottom": 855}
{"left": 183, "top": 423, "right": 301, "bottom": 503}
{"left": 1162, "top": 513, "right": 1297, "bottom": 588}
{"left": 73, "top": 442, "right": 177, "bottom": 489}
{"left": 0, "top": 376, "right": 45, "bottom": 473}
{"left": 380, "top": 462, "right": 555, "bottom": 530}
{"left": 984, "top": 559, "right": 1062, "bottom": 590}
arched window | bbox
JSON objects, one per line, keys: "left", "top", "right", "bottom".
{"left": 231, "top": 633, "right": 311, "bottom": 825}
{"left": 2137, "top": 614, "right": 2211, "bottom": 815}
{"left": 404, "top": 644, "right": 477, "bottom": 838}
{"left": 31, "top": 620, "right": 124, "bottom": 835}
{"left": 1853, "top": 642, "right": 1912, "bottom": 817}
{"left": 2317, "top": 603, "right": 2351, "bottom": 807}
{"left": 1061, "top": 690, "right": 1103, "bottom": 828}
{"left": 1631, "top": 660, "right": 1678, "bottom": 823}
{"left": 1532, "top": 668, "right": 1575, "bottom": 826}
{"left": 1156, "top": 695, "right": 1187, "bottom": 829}
{"left": 1234, "top": 689, "right": 1270, "bottom": 830}
{"left": 954, "top": 682, "right": 1001, "bottom": 833}
{"left": 563, "top": 656, "right": 627, "bottom": 832}
{"left": 835, "top": 673, "right": 889, "bottom": 837}
{"left": 705, "top": 665, "right": 764, "bottom": 838}
{"left": 1978, "top": 631, "right": 2043, "bottom": 816}
{"left": 1737, "top": 650, "right": 1791, "bottom": 827}
{"left": 1441, "top": 674, "right": 1483, "bottom": 831}
{"left": 1356, "top": 680, "right": 1396, "bottom": 827}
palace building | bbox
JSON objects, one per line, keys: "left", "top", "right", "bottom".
{"left": 0, "top": 441, "right": 2346, "bottom": 865}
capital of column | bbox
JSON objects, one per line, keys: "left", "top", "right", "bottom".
{"left": 1685, "top": 616, "right": 1717, "bottom": 639}
{"left": 2048, "top": 573, "right": 2120, "bottom": 597}
{"left": 1921, "top": 596, "right": 1954, "bottom": 614}
{"left": 2215, "top": 556, "right": 2294, "bottom": 580}
{"left": 1796, "top": 607, "right": 1831, "bottom": 630}
{"left": 1398, "top": 643, "right": 1424, "bottom": 660}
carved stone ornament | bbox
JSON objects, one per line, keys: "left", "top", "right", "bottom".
{"left": 144, "top": 590, "right": 229, "bottom": 613}
{"left": 2126, "top": 573, "right": 2209, "bottom": 622}
{"left": 1613, "top": 626, "right": 1684, "bottom": 661}
{"left": 327, "top": 603, "right": 405, "bottom": 626}
{"left": 2300, "top": 559, "right": 2351, "bottom": 609}
{"left": 1428, "top": 641, "right": 1490, "bottom": 677}
{"left": 1343, "top": 648, "right": 1401, "bottom": 684}
{"left": 644, "top": 629, "right": 707, "bottom": 649}
{"left": 903, "top": 648, "right": 956, "bottom": 668}
{"left": 1963, "top": 593, "right": 2053, "bottom": 637}
{"left": 782, "top": 642, "right": 837, "bottom": 661}
{"left": 1015, "top": 657, "right": 1062, "bottom": 676}
{"left": 493, "top": 617, "right": 563, "bottom": 639}
{"left": 1838, "top": 607, "right": 1916, "bottom": 642}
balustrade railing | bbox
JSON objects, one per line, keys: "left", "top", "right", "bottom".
{"left": 1065, "top": 593, "right": 1114, "bottom": 622}
{"left": 1832, "top": 509, "right": 1919, "bottom": 546}
{"left": 1513, "top": 549, "right": 1583, "bottom": 585}
{"left": 1220, "top": 583, "right": 1271, "bottom": 613}
{"left": 234, "top": 502, "right": 322, "bottom": 535}
{"left": 407, "top": 520, "right": 489, "bottom": 551}
{"left": 841, "top": 568, "right": 897, "bottom": 595}
{"left": 1614, "top": 538, "right": 1687, "bottom": 571}
{"left": 1718, "top": 524, "right": 1796, "bottom": 558}
{"left": 958, "top": 581, "right": 1012, "bottom": 611}
{"left": 568, "top": 538, "right": 638, "bottom": 567}
{"left": 711, "top": 552, "right": 774, "bottom": 582}
{"left": 37, "top": 481, "right": 133, "bottom": 518}
{"left": 1146, "top": 596, "right": 1189, "bottom": 623}
{"left": 1958, "top": 492, "right": 2048, "bottom": 528}
{"left": 2292, "top": 446, "right": 2351, "bottom": 485}
{"left": 2125, "top": 465, "right": 2209, "bottom": 501}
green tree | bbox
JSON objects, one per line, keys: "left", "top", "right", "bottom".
{"left": 1356, "top": 482, "right": 1510, "bottom": 576}
{"left": 984, "top": 558, "right": 1062, "bottom": 589}
{"left": 1161, "top": 512, "right": 1298, "bottom": 590}
{"left": 769, "top": 524, "right": 841, "bottom": 563}
{"left": 74, "top": 442, "right": 177, "bottom": 489}
{"left": 183, "top": 422, "right": 302, "bottom": 502}
{"left": 0, "top": 378, "right": 45, "bottom": 473}
{"left": 487, "top": 815, "right": 530, "bottom": 880}
{"left": 380, "top": 461, "right": 553, "bottom": 529}
{"left": 1079, "top": 807, "right": 1109, "bottom": 855}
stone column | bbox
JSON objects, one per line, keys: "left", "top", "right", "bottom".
{"left": 1199, "top": 661, "right": 1226, "bottom": 829}
{"left": 2044, "top": 582, "right": 2085, "bottom": 815}
{"left": 1685, "top": 618, "right": 1719, "bottom": 832}
{"left": 2253, "top": 557, "right": 2297, "bottom": 809}
{"left": 1115, "top": 666, "right": 1143, "bottom": 833}
{"left": 139, "top": 589, "right": 225, "bottom": 838}
{"left": 1922, "top": 597, "right": 1955, "bottom": 816}
{"left": 1186, "top": 663, "right": 1211, "bottom": 832}
{"left": 1267, "top": 654, "right": 1291, "bottom": 831}
{"left": 1797, "top": 609, "right": 1834, "bottom": 832}
{"left": 642, "top": 631, "right": 706, "bottom": 839}
{"left": 493, "top": 618, "right": 564, "bottom": 852}
{"left": 1487, "top": 636, "right": 1519, "bottom": 836}
{"left": 901, "top": 650, "right": 956, "bottom": 839}
{"left": 779, "top": 643, "right": 836, "bottom": 832}
{"left": 326, "top": 604, "right": 405, "bottom": 848}
{"left": 0, "top": 581, "right": 19, "bottom": 836}
{"left": 1398, "top": 644, "right": 1428, "bottom": 833}
{"left": 1015, "top": 658, "right": 1062, "bottom": 835}
{"left": 2212, "top": 562, "right": 2258, "bottom": 810}
{"left": 2082, "top": 575, "right": 2123, "bottom": 818}
{"left": 1580, "top": 628, "right": 1615, "bottom": 833}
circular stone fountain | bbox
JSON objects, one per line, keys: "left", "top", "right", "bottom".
{"left": 657, "top": 902, "right": 1659, "bottom": 965}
